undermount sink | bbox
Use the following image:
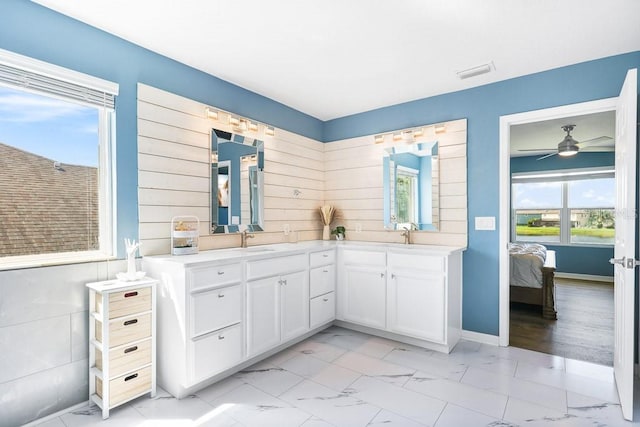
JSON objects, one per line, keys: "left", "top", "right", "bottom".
{"left": 241, "top": 247, "right": 276, "bottom": 253}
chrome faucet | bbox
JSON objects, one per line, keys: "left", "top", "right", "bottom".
{"left": 240, "top": 230, "right": 255, "bottom": 248}
{"left": 401, "top": 226, "right": 411, "bottom": 245}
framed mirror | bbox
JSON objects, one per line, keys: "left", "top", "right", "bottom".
{"left": 383, "top": 141, "right": 439, "bottom": 231}
{"left": 210, "top": 128, "right": 264, "bottom": 234}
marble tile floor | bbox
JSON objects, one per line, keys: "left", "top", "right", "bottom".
{"left": 33, "top": 326, "right": 640, "bottom": 427}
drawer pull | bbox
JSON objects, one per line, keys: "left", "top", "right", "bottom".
{"left": 323, "top": 298, "right": 329, "bottom": 302}
{"left": 218, "top": 335, "right": 225, "bottom": 340}
{"left": 124, "top": 291, "right": 138, "bottom": 298}
{"left": 217, "top": 271, "right": 225, "bottom": 275}
{"left": 218, "top": 293, "right": 225, "bottom": 298}
{"left": 124, "top": 345, "right": 138, "bottom": 354}
{"left": 323, "top": 254, "right": 329, "bottom": 257}
{"left": 323, "top": 269, "right": 329, "bottom": 273}
{"left": 124, "top": 319, "right": 138, "bottom": 326}
{"left": 124, "top": 373, "right": 138, "bottom": 382}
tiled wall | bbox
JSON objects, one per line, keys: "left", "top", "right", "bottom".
{"left": 0, "top": 259, "right": 127, "bottom": 425}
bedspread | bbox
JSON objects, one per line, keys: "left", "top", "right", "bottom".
{"left": 509, "top": 243, "right": 546, "bottom": 288}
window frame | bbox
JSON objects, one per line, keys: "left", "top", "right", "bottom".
{"left": 0, "top": 49, "right": 118, "bottom": 270}
{"left": 511, "top": 167, "right": 615, "bottom": 247}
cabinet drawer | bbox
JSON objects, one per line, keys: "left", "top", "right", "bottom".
{"left": 388, "top": 252, "right": 444, "bottom": 272}
{"left": 192, "top": 323, "right": 243, "bottom": 383}
{"left": 310, "top": 250, "right": 335, "bottom": 267}
{"left": 96, "top": 287, "right": 151, "bottom": 319}
{"left": 310, "top": 265, "right": 335, "bottom": 298}
{"left": 96, "top": 365, "right": 152, "bottom": 408}
{"left": 96, "top": 338, "right": 152, "bottom": 379}
{"left": 191, "top": 284, "right": 242, "bottom": 337}
{"left": 341, "top": 249, "right": 386, "bottom": 266}
{"left": 189, "top": 263, "right": 242, "bottom": 292}
{"left": 310, "top": 292, "right": 335, "bottom": 328}
{"left": 247, "top": 254, "right": 306, "bottom": 280}
{"left": 96, "top": 313, "right": 152, "bottom": 348}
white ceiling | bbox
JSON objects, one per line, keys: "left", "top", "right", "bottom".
{"left": 32, "top": 1, "right": 640, "bottom": 121}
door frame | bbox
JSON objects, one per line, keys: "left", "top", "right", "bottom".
{"left": 498, "top": 97, "right": 618, "bottom": 346}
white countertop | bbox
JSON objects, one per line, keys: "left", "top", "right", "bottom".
{"left": 143, "top": 240, "right": 466, "bottom": 267}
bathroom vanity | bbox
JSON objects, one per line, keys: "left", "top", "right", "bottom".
{"left": 143, "top": 241, "right": 463, "bottom": 398}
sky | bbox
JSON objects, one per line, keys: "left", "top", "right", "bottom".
{"left": 0, "top": 85, "right": 98, "bottom": 167}
{"left": 514, "top": 178, "right": 615, "bottom": 209}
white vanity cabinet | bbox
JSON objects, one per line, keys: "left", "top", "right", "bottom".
{"left": 143, "top": 259, "right": 244, "bottom": 398}
{"left": 309, "top": 249, "right": 336, "bottom": 328}
{"left": 337, "top": 249, "right": 387, "bottom": 329}
{"left": 336, "top": 246, "right": 463, "bottom": 353}
{"left": 246, "top": 254, "right": 309, "bottom": 357}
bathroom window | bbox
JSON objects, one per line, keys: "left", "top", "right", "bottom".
{"left": 0, "top": 50, "right": 118, "bottom": 267}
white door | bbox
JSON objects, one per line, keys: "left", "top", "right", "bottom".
{"left": 611, "top": 68, "right": 637, "bottom": 421}
{"left": 281, "top": 270, "right": 309, "bottom": 342}
{"left": 246, "top": 277, "right": 280, "bottom": 357}
{"left": 341, "top": 265, "right": 386, "bottom": 328}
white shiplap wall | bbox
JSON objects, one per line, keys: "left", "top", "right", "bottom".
{"left": 324, "top": 119, "right": 467, "bottom": 247}
{"left": 137, "top": 84, "right": 467, "bottom": 255}
{"left": 137, "top": 84, "right": 325, "bottom": 255}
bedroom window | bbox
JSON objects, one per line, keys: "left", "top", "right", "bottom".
{"left": 512, "top": 168, "right": 615, "bottom": 246}
{"left": 0, "top": 49, "right": 118, "bottom": 268}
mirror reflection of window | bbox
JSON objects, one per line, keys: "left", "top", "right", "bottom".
{"left": 396, "top": 167, "right": 419, "bottom": 227}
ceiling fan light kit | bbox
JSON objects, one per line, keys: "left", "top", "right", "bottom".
{"left": 557, "top": 124, "right": 579, "bottom": 157}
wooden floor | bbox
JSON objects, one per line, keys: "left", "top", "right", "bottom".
{"left": 510, "top": 278, "right": 614, "bottom": 366}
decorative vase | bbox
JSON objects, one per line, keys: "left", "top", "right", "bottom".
{"left": 322, "top": 225, "right": 330, "bottom": 240}
{"left": 127, "top": 255, "right": 136, "bottom": 276}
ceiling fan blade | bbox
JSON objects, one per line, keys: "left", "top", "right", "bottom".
{"left": 518, "top": 148, "right": 555, "bottom": 152}
{"left": 579, "top": 146, "right": 615, "bottom": 152}
{"left": 536, "top": 152, "right": 558, "bottom": 160}
{"left": 576, "top": 136, "right": 613, "bottom": 147}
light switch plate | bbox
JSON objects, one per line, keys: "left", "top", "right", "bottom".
{"left": 475, "top": 216, "right": 496, "bottom": 231}
{"left": 283, "top": 224, "right": 290, "bottom": 235}
{"left": 355, "top": 223, "right": 362, "bottom": 233}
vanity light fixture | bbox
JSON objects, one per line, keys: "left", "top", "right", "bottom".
{"left": 374, "top": 135, "right": 385, "bottom": 144}
{"left": 229, "top": 116, "right": 241, "bottom": 127}
{"left": 205, "top": 105, "right": 275, "bottom": 137}
{"left": 375, "top": 124, "right": 443, "bottom": 145}
{"left": 205, "top": 107, "right": 219, "bottom": 120}
{"left": 434, "top": 124, "right": 447, "bottom": 134}
{"left": 413, "top": 128, "right": 424, "bottom": 138}
{"left": 392, "top": 133, "right": 402, "bottom": 142}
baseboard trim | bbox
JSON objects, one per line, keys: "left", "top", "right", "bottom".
{"left": 23, "top": 401, "right": 90, "bottom": 427}
{"left": 555, "top": 272, "right": 613, "bottom": 283}
{"left": 461, "top": 329, "right": 500, "bottom": 346}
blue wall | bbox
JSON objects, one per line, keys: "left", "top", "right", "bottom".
{"left": 2, "top": 1, "right": 639, "bottom": 337}
{"left": 511, "top": 153, "right": 615, "bottom": 277}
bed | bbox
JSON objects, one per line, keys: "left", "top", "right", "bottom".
{"left": 509, "top": 243, "right": 557, "bottom": 320}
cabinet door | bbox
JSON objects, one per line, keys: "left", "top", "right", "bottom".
{"left": 281, "top": 270, "right": 309, "bottom": 342}
{"left": 340, "top": 265, "right": 386, "bottom": 329}
{"left": 247, "top": 277, "right": 280, "bottom": 357}
{"left": 388, "top": 270, "right": 445, "bottom": 343}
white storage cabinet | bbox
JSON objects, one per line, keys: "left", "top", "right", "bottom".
{"left": 87, "top": 278, "right": 157, "bottom": 419}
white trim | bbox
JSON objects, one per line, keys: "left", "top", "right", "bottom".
{"left": 0, "top": 48, "right": 118, "bottom": 95}
{"left": 461, "top": 329, "right": 500, "bottom": 346}
{"left": 499, "top": 97, "right": 618, "bottom": 347}
{"left": 555, "top": 272, "right": 614, "bottom": 283}
{"left": 22, "top": 401, "right": 90, "bottom": 427}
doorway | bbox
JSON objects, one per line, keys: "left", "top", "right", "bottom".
{"left": 498, "top": 97, "right": 619, "bottom": 354}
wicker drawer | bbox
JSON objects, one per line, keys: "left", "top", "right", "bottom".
{"left": 96, "top": 313, "right": 152, "bottom": 348}
{"left": 96, "top": 287, "right": 152, "bottom": 319}
{"left": 96, "top": 338, "right": 152, "bottom": 379}
{"left": 96, "top": 365, "right": 152, "bottom": 408}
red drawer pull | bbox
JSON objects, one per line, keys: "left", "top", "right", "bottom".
{"left": 124, "top": 319, "right": 138, "bottom": 326}
{"left": 124, "top": 291, "right": 138, "bottom": 298}
{"left": 124, "top": 345, "right": 138, "bottom": 354}
{"left": 124, "top": 373, "right": 138, "bottom": 382}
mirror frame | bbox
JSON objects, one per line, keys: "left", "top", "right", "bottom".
{"left": 210, "top": 128, "right": 265, "bottom": 234}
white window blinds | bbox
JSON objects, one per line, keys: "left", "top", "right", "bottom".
{"left": 0, "top": 48, "right": 118, "bottom": 109}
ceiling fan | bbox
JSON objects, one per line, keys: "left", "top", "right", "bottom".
{"left": 518, "top": 124, "right": 614, "bottom": 160}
